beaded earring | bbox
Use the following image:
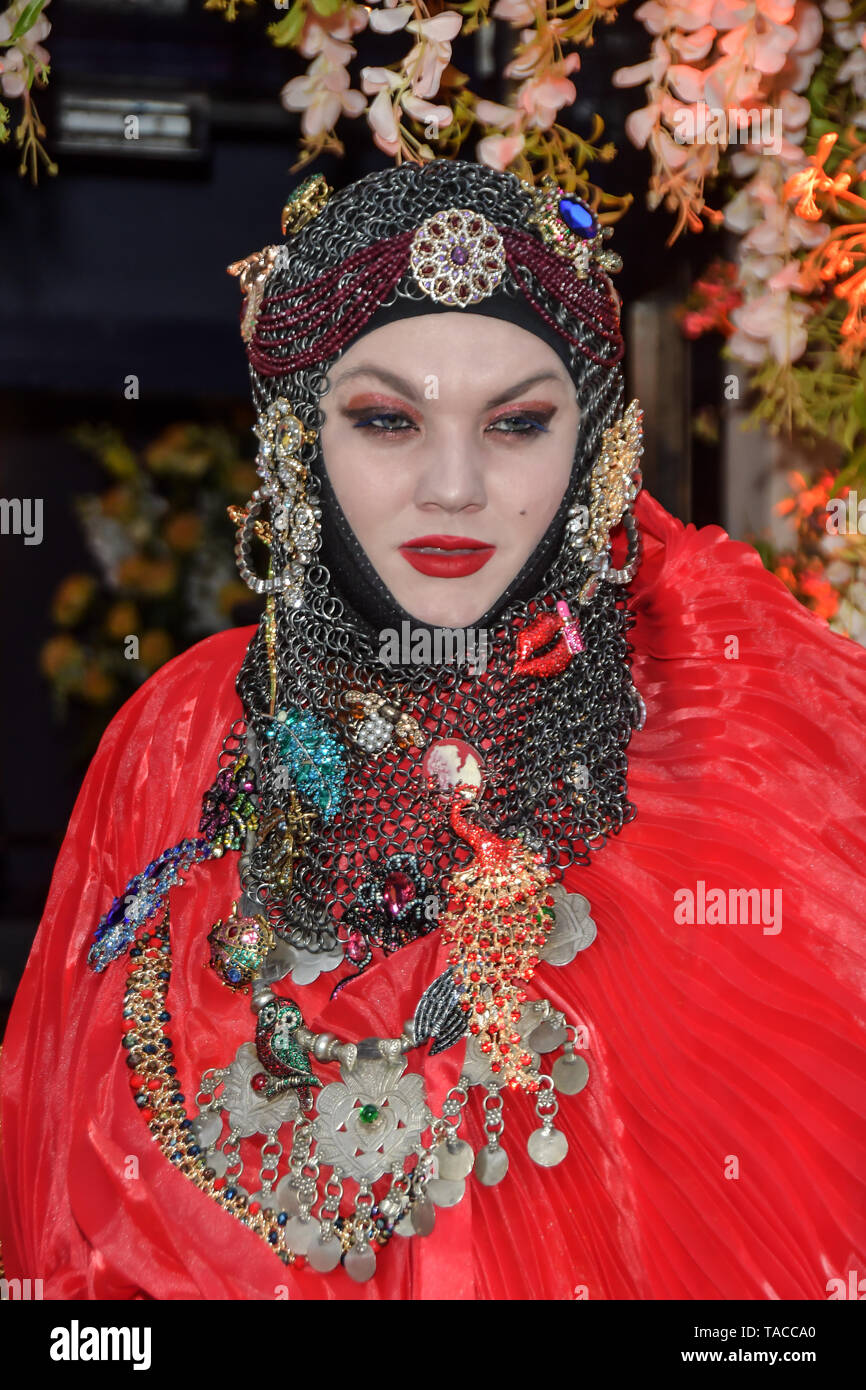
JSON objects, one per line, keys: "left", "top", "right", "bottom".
{"left": 229, "top": 397, "right": 321, "bottom": 611}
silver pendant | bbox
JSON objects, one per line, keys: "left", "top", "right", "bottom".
{"left": 412, "top": 1197, "right": 436, "bottom": 1237}
{"left": 190, "top": 1109, "right": 222, "bottom": 1149}
{"left": 308, "top": 1234, "right": 342, "bottom": 1273}
{"left": 527, "top": 1018, "right": 568, "bottom": 1053}
{"left": 312, "top": 1056, "right": 432, "bottom": 1184}
{"left": 274, "top": 1175, "right": 302, "bottom": 1216}
{"left": 344, "top": 1241, "right": 377, "bottom": 1282}
{"left": 539, "top": 885, "right": 597, "bottom": 967}
{"left": 426, "top": 1175, "right": 466, "bottom": 1208}
{"left": 284, "top": 1214, "right": 315, "bottom": 1255}
{"left": 474, "top": 1144, "right": 509, "bottom": 1186}
{"left": 221, "top": 1042, "right": 301, "bottom": 1138}
{"left": 426, "top": 1152, "right": 466, "bottom": 1207}
{"left": 394, "top": 1210, "right": 416, "bottom": 1238}
{"left": 527, "top": 1125, "right": 569, "bottom": 1167}
{"left": 436, "top": 1137, "right": 474, "bottom": 1181}
{"left": 552, "top": 1051, "right": 590, "bottom": 1096}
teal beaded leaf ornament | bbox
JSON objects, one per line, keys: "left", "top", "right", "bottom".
{"left": 268, "top": 706, "right": 347, "bottom": 823}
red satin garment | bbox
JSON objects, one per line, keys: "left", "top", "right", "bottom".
{"left": 2, "top": 488, "right": 866, "bottom": 1300}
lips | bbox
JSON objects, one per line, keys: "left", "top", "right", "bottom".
{"left": 399, "top": 535, "right": 496, "bottom": 579}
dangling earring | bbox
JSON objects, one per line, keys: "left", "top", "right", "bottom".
{"left": 230, "top": 397, "right": 321, "bottom": 611}
{"left": 567, "top": 398, "right": 644, "bottom": 604}
{"left": 567, "top": 398, "right": 647, "bottom": 730}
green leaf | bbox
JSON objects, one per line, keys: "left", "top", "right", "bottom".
{"left": 310, "top": 0, "right": 343, "bottom": 14}
{"left": 9, "top": 0, "right": 46, "bottom": 42}
{"left": 853, "top": 385, "right": 866, "bottom": 427}
{"left": 267, "top": 0, "right": 307, "bottom": 46}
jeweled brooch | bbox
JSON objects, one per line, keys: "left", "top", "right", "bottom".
{"left": 529, "top": 177, "right": 622, "bottom": 280}
{"left": 410, "top": 208, "right": 506, "bottom": 305}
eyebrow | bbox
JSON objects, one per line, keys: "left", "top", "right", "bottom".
{"left": 331, "top": 365, "right": 567, "bottom": 408}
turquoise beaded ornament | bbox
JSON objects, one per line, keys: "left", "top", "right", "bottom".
{"left": 267, "top": 705, "right": 348, "bottom": 823}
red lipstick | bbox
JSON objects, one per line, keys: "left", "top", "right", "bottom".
{"left": 399, "top": 535, "right": 496, "bottom": 579}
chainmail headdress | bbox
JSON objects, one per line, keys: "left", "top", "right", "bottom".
{"left": 229, "top": 159, "right": 644, "bottom": 967}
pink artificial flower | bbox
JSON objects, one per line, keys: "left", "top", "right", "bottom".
{"left": 0, "top": 46, "right": 26, "bottom": 99}
{"left": 712, "top": 0, "right": 796, "bottom": 26}
{"left": 516, "top": 71, "right": 577, "bottom": 130}
{"left": 718, "top": 18, "right": 798, "bottom": 75}
{"left": 0, "top": 0, "right": 51, "bottom": 93}
{"left": 404, "top": 12, "right": 463, "bottom": 99}
{"left": 635, "top": 0, "right": 715, "bottom": 32}
{"left": 671, "top": 23, "right": 718, "bottom": 62}
{"left": 666, "top": 63, "right": 706, "bottom": 102}
{"left": 612, "top": 37, "right": 671, "bottom": 89}
{"left": 477, "top": 133, "right": 526, "bottom": 170}
{"left": 491, "top": 0, "right": 539, "bottom": 21}
{"left": 729, "top": 290, "right": 811, "bottom": 363}
{"left": 360, "top": 65, "right": 403, "bottom": 95}
{"left": 401, "top": 93, "right": 453, "bottom": 129}
{"left": 298, "top": 4, "right": 369, "bottom": 58}
{"left": 625, "top": 103, "right": 661, "bottom": 148}
{"left": 767, "top": 259, "right": 809, "bottom": 291}
{"left": 281, "top": 54, "right": 365, "bottom": 138}
{"left": 368, "top": 4, "right": 412, "bottom": 34}
{"left": 651, "top": 124, "right": 693, "bottom": 169}
{"left": 507, "top": 36, "right": 579, "bottom": 81}
{"left": 474, "top": 98, "right": 522, "bottom": 128}
{"left": 366, "top": 87, "right": 401, "bottom": 156}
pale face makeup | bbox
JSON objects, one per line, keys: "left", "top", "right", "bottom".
{"left": 318, "top": 312, "right": 581, "bottom": 627}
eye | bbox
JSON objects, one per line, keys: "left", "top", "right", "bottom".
{"left": 486, "top": 410, "right": 554, "bottom": 436}
{"left": 349, "top": 410, "right": 419, "bottom": 434}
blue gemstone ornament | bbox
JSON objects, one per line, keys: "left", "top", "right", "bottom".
{"left": 558, "top": 195, "right": 598, "bottom": 238}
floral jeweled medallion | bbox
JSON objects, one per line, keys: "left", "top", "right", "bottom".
{"left": 410, "top": 208, "right": 506, "bottom": 305}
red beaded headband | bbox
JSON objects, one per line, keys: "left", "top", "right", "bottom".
{"left": 245, "top": 221, "right": 624, "bottom": 378}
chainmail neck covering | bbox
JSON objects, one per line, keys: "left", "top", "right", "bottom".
{"left": 234, "top": 159, "right": 640, "bottom": 963}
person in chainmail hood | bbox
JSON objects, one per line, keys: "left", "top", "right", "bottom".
{"left": 1, "top": 159, "right": 864, "bottom": 1301}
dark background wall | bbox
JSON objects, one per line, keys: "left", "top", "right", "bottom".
{"left": 0, "top": 0, "right": 723, "bottom": 1023}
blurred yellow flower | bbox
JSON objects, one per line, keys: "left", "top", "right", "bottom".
{"left": 104, "top": 600, "right": 140, "bottom": 640}
{"left": 164, "top": 512, "right": 204, "bottom": 552}
{"left": 101, "top": 485, "right": 139, "bottom": 522}
{"left": 40, "top": 634, "right": 85, "bottom": 681}
{"left": 227, "top": 462, "right": 257, "bottom": 496}
{"left": 117, "top": 555, "right": 178, "bottom": 597}
{"left": 77, "top": 663, "right": 118, "bottom": 705}
{"left": 146, "top": 424, "right": 211, "bottom": 478}
{"left": 51, "top": 573, "right": 97, "bottom": 626}
{"left": 138, "top": 630, "right": 174, "bottom": 670}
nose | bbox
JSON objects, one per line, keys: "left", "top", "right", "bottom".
{"left": 413, "top": 426, "right": 487, "bottom": 514}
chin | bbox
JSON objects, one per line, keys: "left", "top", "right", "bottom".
{"left": 392, "top": 577, "right": 496, "bottom": 629}
{"left": 403, "top": 600, "right": 489, "bottom": 628}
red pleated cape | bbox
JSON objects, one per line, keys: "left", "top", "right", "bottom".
{"left": 2, "top": 488, "right": 865, "bottom": 1300}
